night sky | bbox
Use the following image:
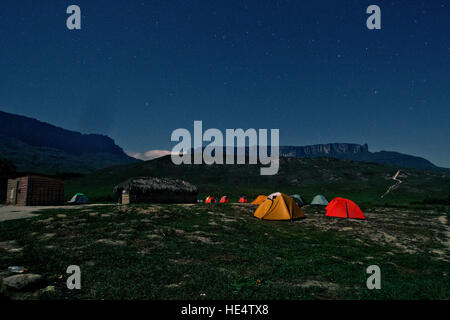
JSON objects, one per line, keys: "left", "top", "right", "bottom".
{"left": 0, "top": 1, "right": 449, "bottom": 166}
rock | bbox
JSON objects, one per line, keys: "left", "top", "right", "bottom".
{"left": 42, "top": 285, "right": 55, "bottom": 293}
{"left": 97, "top": 239, "right": 126, "bottom": 246}
{"left": 39, "top": 233, "right": 56, "bottom": 240}
{"left": 2, "top": 274, "right": 44, "bottom": 291}
{"left": 0, "top": 240, "right": 23, "bottom": 253}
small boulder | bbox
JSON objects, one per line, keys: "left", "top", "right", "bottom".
{"left": 2, "top": 274, "right": 44, "bottom": 291}
{"left": 0, "top": 241, "right": 23, "bottom": 253}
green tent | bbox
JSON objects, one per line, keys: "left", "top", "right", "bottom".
{"left": 68, "top": 193, "right": 89, "bottom": 204}
{"left": 290, "top": 194, "right": 306, "bottom": 207}
{"left": 311, "top": 194, "right": 329, "bottom": 206}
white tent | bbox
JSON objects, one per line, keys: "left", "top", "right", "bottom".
{"left": 311, "top": 194, "right": 329, "bottom": 206}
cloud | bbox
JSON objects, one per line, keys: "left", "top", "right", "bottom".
{"left": 126, "top": 149, "right": 175, "bottom": 161}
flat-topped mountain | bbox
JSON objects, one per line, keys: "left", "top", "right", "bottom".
{"left": 280, "top": 143, "right": 369, "bottom": 157}
{"left": 0, "top": 110, "right": 126, "bottom": 156}
{"left": 279, "top": 143, "right": 439, "bottom": 170}
{"left": 0, "top": 110, "right": 139, "bottom": 174}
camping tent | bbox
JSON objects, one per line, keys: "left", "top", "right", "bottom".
{"left": 311, "top": 194, "right": 329, "bottom": 206}
{"left": 290, "top": 194, "right": 306, "bottom": 207}
{"left": 254, "top": 192, "right": 305, "bottom": 221}
{"left": 325, "top": 197, "right": 366, "bottom": 220}
{"left": 251, "top": 195, "right": 267, "bottom": 205}
{"left": 68, "top": 193, "right": 89, "bottom": 205}
{"left": 220, "top": 196, "right": 230, "bottom": 203}
{"left": 205, "top": 196, "right": 216, "bottom": 203}
{"left": 238, "top": 196, "right": 248, "bottom": 203}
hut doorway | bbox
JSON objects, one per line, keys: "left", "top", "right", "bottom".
{"left": 121, "top": 190, "right": 130, "bottom": 205}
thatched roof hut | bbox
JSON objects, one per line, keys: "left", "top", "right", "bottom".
{"left": 113, "top": 177, "right": 198, "bottom": 204}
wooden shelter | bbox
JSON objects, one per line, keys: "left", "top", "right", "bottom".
{"left": 6, "top": 175, "right": 64, "bottom": 206}
{"left": 114, "top": 177, "right": 198, "bottom": 204}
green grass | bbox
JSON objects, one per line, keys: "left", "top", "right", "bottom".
{"left": 64, "top": 156, "right": 450, "bottom": 206}
{"left": 0, "top": 203, "right": 448, "bottom": 300}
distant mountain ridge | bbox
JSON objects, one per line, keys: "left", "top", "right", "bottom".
{"left": 0, "top": 110, "right": 139, "bottom": 174}
{"left": 0, "top": 110, "right": 442, "bottom": 174}
{"left": 279, "top": 143, "right": 439, "bottom": 170}
{"left": 189, "top": 143, "right": 439, "bottom": 170}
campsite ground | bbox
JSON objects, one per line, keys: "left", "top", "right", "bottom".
{"left": 0, "top": 203, "right": 448, "bottom": 300}
{"left": 0, "top": 204, "right": 110, "bottom": 222}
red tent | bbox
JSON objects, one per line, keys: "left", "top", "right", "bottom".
{"left": 220, "top": 196, "right": 230, "bottom": 203}
{"left": 325, "top": 197, "right": 366, "bottom": 220}
{"left": 205, "top": 196, "right": 216, "bottom": 203}
{"left": 238, "top": 196, "right": 248, "bottom": 203}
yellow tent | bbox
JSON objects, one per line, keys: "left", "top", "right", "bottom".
{"left": 251, "top": 195, "right": 267, "bottom": 205}
{"left": 254, "top": 193, "right": 305, "bottom": 220}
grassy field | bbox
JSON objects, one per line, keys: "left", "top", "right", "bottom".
{"left": 1, "top": 203, "right": 448, "bottom": 300}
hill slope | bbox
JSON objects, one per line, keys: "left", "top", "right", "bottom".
{"left": 0, "top": 110, "right": 139, "bottom": 174}
{"left": 65, "top": 155, "right": 450, "bottom": 205}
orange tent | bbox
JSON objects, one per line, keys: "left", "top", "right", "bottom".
{"left": 325, "top": 197, "right": 366, "bottom": 220}
{"left": 254, "top": 193, "right": 305, "bottom": 221}
{"left": 205, "top": 196, "right": 216, "bottom": 204}
{"left": 220, "top": 196, "right": 230, "bottom": 203}
{"left": 251, "top": 195, "right": 267, "bottom": 205}
{"left": 238, "top": 196, "right": 248, "bottom": 203}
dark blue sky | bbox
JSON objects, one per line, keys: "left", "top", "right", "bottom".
{"left": 0, "top": 1, "right": 449, "bottom": 166}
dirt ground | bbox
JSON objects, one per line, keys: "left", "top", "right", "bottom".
{"left": 0, "top": 204, "right": 110, "bottom": 222}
